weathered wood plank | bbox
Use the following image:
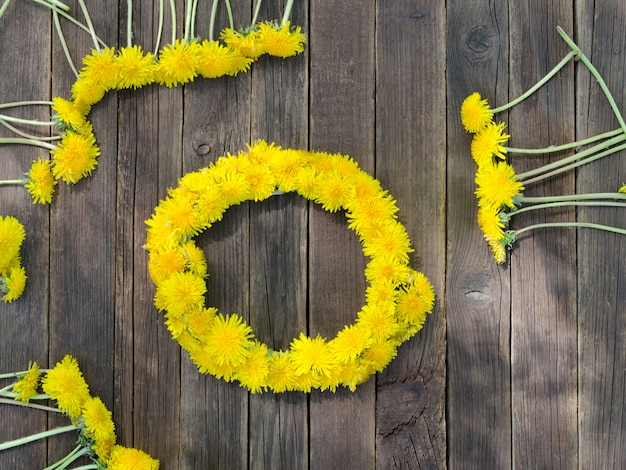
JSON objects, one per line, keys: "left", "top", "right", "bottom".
{"left": 508, "top": 3, "right": 578, "bottom": 467}
{"left": 180, "top": 2, "right": 252, "bottom": 468}
{"left": 0, "top": 1, "right": 51, "bottom": 468}
{"left": 374, "top": 1, "right": 447, "bottom": 468}
{"left": 47, "top": 0, "right": 118, "bottom": 465}
{"left": 115, "top": 1, "right": 181, "bottom": 467}
{"left": 248, "top": 1, "right": 309, "bottom": 469}
{"left": 576, "top": 2, "right": 626, "bottom": 467}
{"left": 308, "top": 0, "right": 376, "bottom": 468}
{"left": 446, "top": 1, "right": 512, "bottom": 467}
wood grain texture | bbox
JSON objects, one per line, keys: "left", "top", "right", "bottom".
{"left": 446, "top": 1, "right": 513, "bottom": 468}
{"left": 576, "top": 2, "right": 626, "bottom": 467}
{"left": 375, "top": 1, "right": 446, "bottom": 468}
{"left": 0, "top": 1, "right": 51, "bottom": 468}
{"left": 508, "top": 3, "right": 577, "bottom": 468}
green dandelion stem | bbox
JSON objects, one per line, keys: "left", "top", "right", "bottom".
{"left": 282, "top": 0, "right": 295, "bottom": 25}
{"left": 77, "top": 0, "right": 100, "bottom": 51}
{"left": 0, "top": 100, "right": 54, "bottom": 110}
{"left": 491, "top": 50, "right": 577, "bottom": 114}
{"left": 208, "top": 0, "right": 218, "bottom": 41}
{"left": 126, "top": 0, "right": 133, "bottom": 46}
{"left": 516, "top": 133, "right": 626, "bottom": 181}
{"left": 52, "top": 9, "right": 79, "bottom": 78}
{"left": 30, "top": 0, "right": 106, "bottom": 48}
{"left": 557, "top": 26, "right": 626, "bottom": 135}
{"left": 506, "top": 128, "right": 623, "bottom": 155}
{"left": 224, "top": 0, "right": 234, "bottom": 30}
{"left": 0, "top": 137, "right": 56, "bottom": 150}
{"left": 251, "top": 0, "right": 263, "bottom": 26}
{"left": 519, "top": 193, "right": 626, "bottom": 204}
{"left": 43, "top": 444, "right": 90, "bottom": 470}
{"left": 520, "top": 142, "right": 626, "bottom": 185}
{"left": 0, "top": 424, "right": 78, "bottom": 451}
{"left": 511, "top": 200, "right": 626, "bottom": 215}
{"left": 0, "top": 397, "right": 61, "bottom": 413}
{"left": 190, "top": 0, "right": 199, "bottom": 39}
{"left": 68, "top": 466, "right": 98, "bottom": 470}
{"left": 169, "top": 0, "right": 177, "bottom": 44}
{"left": 184, "top": 0, "right": 193, "bottom": 42}
{"left": 0, "top": 180, "right": 25, "bottom": 186}
{"left": 0, "top": 114, "right": 54, "bottom": 127}
{"left": 515, "top": 221, "right": 626, "bottom": 237}
{"left": 154, "top": 0, "right": 164, "bottom": 54}
{"left": 0, "top": 0, "right": 11, "bottom": 19}
{"left": 39, "top": 0, "right": 70, "bottom": 11}
{"left": 0, "top": 118, "right": 61, "bottom": 141}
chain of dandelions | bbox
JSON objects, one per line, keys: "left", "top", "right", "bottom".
{"left": 0, "top": 0, "right": 306, "bottom": 206}
{"left": 460, "top": 26, "right": 626, "bottom": 264}
{"left": 0, "top": 355, "right": 159, "bottom": 469}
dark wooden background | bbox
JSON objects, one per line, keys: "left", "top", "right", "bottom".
{"left": 1, "top": 0, "right": 624, "bottom": 468}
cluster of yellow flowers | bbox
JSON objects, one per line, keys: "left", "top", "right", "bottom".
{"left": 20, "top": 21, "right": 305, "bottom": 205}
{"left": 1, "top": 355, "right": 158, "bottom": 469}
{"left": 145, "top": 140, "right": 435, "bottom": 393}
{"left": 460, "top": 27, "right": 626, "bottom": 264}
{"left": 0, "top": 215, "right": 27, "bottom": 302}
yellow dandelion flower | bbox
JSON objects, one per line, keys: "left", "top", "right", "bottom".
{"left": 289, "top": 333, "right": 336, "bottom": 377}
{"left": 79, "top": 47, "right": 120, "bottom": 91}
{"left": 71, "top": 76, "right": 107, "bottom": 108}
{"left": 362, "top": 221, "right": 413, "bottom": 263}
{"left": 619, "top": 184, "right": 626, "bottom": 194}
{"left": 364, "top": 255, "right": 411, "bottom": 285}
{"left": 195, "top": 187, "right": 229, "bottom": 224}
{"left": 271, "top": 149, "right": 306, "bottom": 192}
{"left": 217, "top": 171, "right": 251, "bottom": 206}
{"left": 316, "top": 362, "right": 342, "bottom": 392}
{"left": 41, "top": 355, "right": 90, "bottom": 420}
{"left": 257, "top": 21, "right": 306, "bottom": 58}
{"left": 178, "top": 170, "right": 212, "bottom": 193}
{"left": 156, "top": 189, "right": 204, "bottom": 237}
{"left": 460, "top": 92, "right": 493, "bottom": 133}
{"left": 292, "top": 370, "right": 320, "bottom": 393}
{"left": 314, "top": 171, "right": 355, "bottom": 212}
{"left": 220, "top": 27, "right": 266, "bottom": 58}
{"left": 185, "top": 307, "right": 217, "bottom": 339}
{"left": 477, "top": 206, "right": 507, "bottom": 241}
{"left": 191, "top": 345, "right": 238, "bottom": 381}
{"left": 148, "top": 248, "right": 187, "bottom": 285}
{"left": 51, "top": 129, "right": 100, "bottom": 184}
{"left": 25, "top": 158, "right": 57, "bottom": 204}
{"left": 347, "top": 193, "right": 399, "bottom": 236}
{"left": 204, "top": 314, "right": 254, "bottom": 367}
{"left": 294, "top": 165, "right": 318, "bottom": 199}
{"left": 243, "top": 163, "right": 277, "bottom": 201}
{"left": 106, "top": 445, "right": 160, "bottom": 470}
{"left": 180, "top": 241, "right": 208, "bottom": 278}
{"left": 52, "top": 97, "right": 87, "bottom": 130}
{"left": 1, "top": 265, "right": 27, "bottom": 303}
{"left": 329, "top": 324, "right": 372, "bottom": 363}
{"left": 116, "top": 45, "right": 156, "bottom": 89}
{"left": 396, "top": 281, "right": 434, "bottom": 327}
{"left": 154, "top": 271, "right": 206, "bottom": 316}
{"left": 361, "top": 341, "right": 398, "bottom": 373}
{"left": 144, "top": 212, "right": 180, "bottom": 252}
{"left": 471, "top": 121, "right": 509, "bottom": 166}
{"left": 487, "top": 236, "right": 507, "bottom": 264}
{"left": 235, "top": 342, "right": 270, "bottom": 393}
{"left": 93, "top": 432, "right": 116, "bottom": 461}
{"left": 155, "top": 39, "right": 201, "bottom": 87}
{"left": 164, "top": 311, "right": 187, "bottom": 338}
{"left": 339, "top": 360, "right": 370, "bottom": 392}
{"left": 0, "top": 215, "right": 25, "bottom": 273}
{"left": 356, "top": 304, "right": 399, "bottom": 341}
{"left": 365, "top": 279, "right": 397, "bottom": 306}
{"left": 351, "top": 171, "right": 383, "bottom": 201}
{"left": 266, "top": 352, "right": 298, "bottom": 392}
{"left": 247, "top": 140, "right": 281, "bottom": 164}
{"left": 197, "top": 40, "right": 254, "bottom": 78}
{"left": 475, "top": 161, "right": 525, "bottom": 209}
{"left": 82, "top": 396, "right": 116, "bottom": 444}
{"left": 13, "top": 362, "right": 41, "bottom": 403}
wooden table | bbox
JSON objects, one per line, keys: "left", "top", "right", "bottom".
{"left": 1, "top": 0, "right": 624, "bottom": 468}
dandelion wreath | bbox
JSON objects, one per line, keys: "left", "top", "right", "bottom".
{"left": 145, "top": 140, "right": 435, "bottom": 393}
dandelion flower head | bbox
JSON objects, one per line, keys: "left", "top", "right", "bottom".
{"left": 471, "top": 121, "right": 509, "bottom": 166}
{"left": 1, "top": 265, "right": 27, "bottom": 302}
{"left": 0, "top": 215, "right": 25, "bottom": 273}
{"left": 13, "top": 362, "right": 41, "bottom": 403}
{"left": 25, "top": 157, "right": 57, "bottom": 204}
{"left": 258, "top": 21, "right": 306, "bottom": 58}
{"left": 461, "top": 92, "right": 493, "bottom": 133}
{"left": 42, "top": 355, "right": 91, "bottom": 420}
{"left": 475, "top": 161, "right": 524, "bottom": 210}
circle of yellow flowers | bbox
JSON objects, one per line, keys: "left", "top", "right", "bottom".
{"left": 144, "top": 141, "right": 435, "bottom": 393}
